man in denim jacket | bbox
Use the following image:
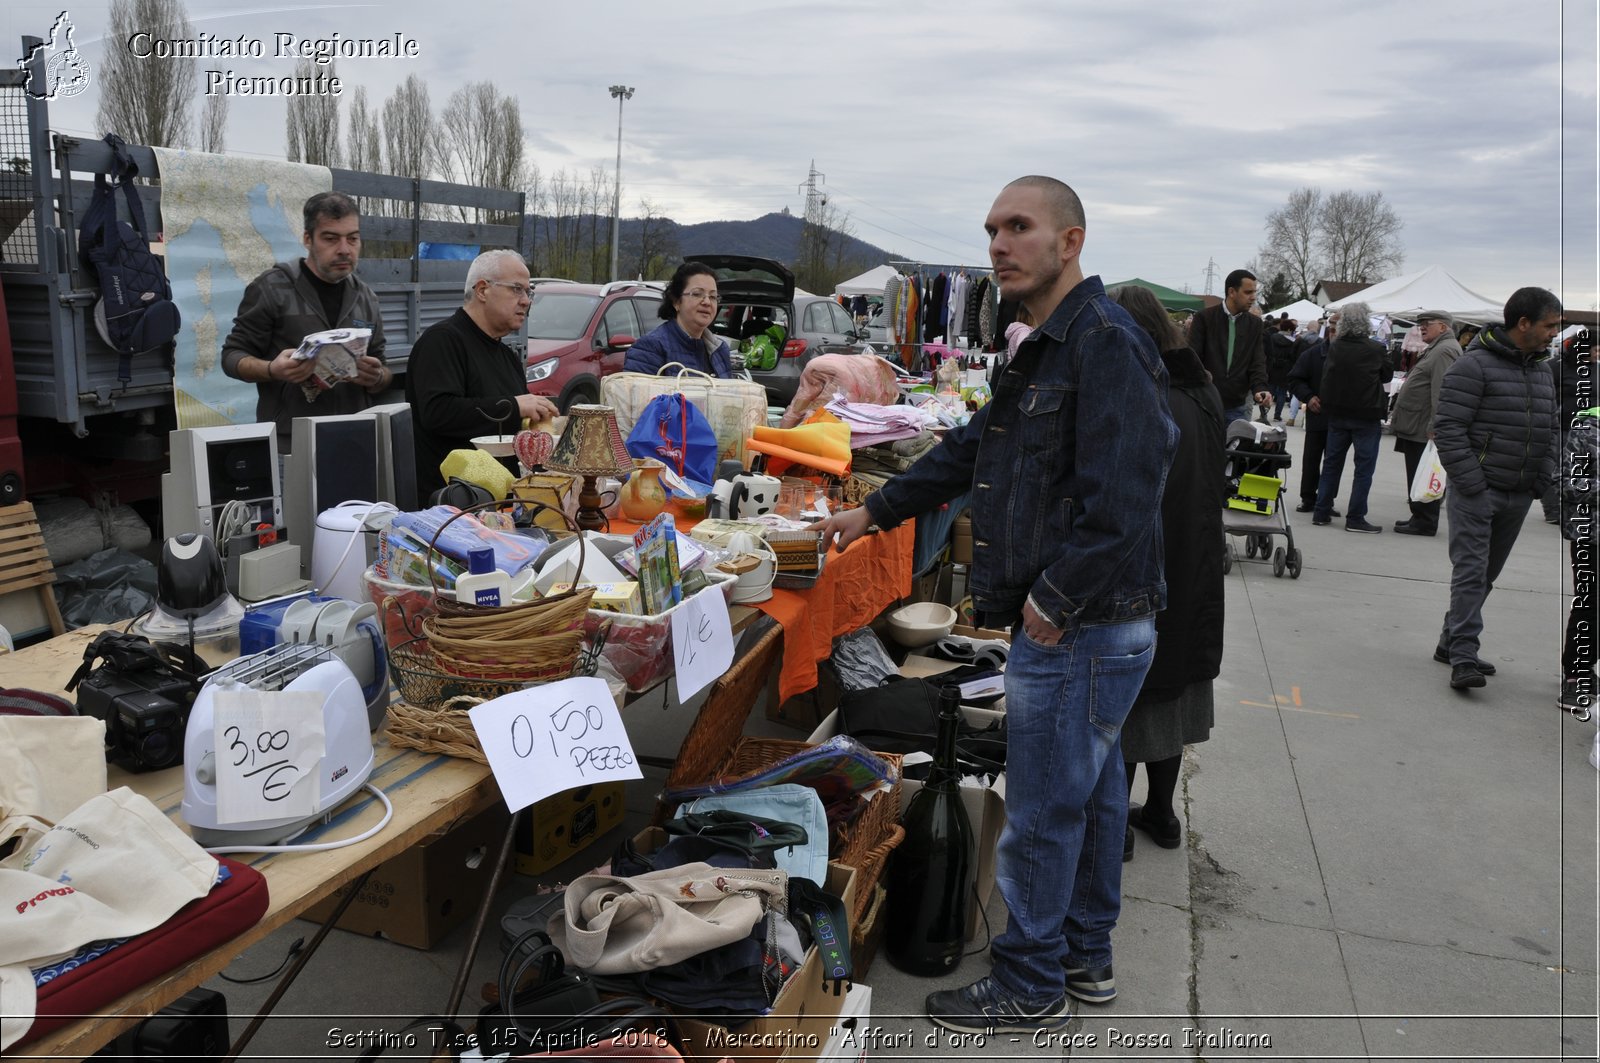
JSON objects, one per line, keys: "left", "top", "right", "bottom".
{"left": 817, "top": 176, "right": 1177, "bottom": 1032}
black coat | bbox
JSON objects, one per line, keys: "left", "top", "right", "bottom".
{"left": 1319, "top": 336, "right": 1392, "bottom": 421}
{"left": 1140, "top": 346, "right": 1226, "bottom": 702}
{"left": 1287, "top": 339, "right": 1330, "bottom": 430}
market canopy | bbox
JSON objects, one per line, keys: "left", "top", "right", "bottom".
{"left": 1104, "top": 278, "right": 1205, "bottom": 312}
{"left": 1325, "top": 265, "right": 1503, "bottom": 323}
{"left": 1265, "top": 298, "right": 1323, "bottom": 324}
{"left": 834, "top": 264, "right": 899, "bottom": 298}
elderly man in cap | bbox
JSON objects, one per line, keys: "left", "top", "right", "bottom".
{"left": 1389, "top": 310, "right": 1464, "bottom": 536}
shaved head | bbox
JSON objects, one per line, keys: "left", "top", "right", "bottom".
{"left": 1005, "top": 175, "right": 1085, "bottom": 232}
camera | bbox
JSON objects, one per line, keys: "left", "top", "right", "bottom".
{"left": 68, "top": 632, "right": 206, "bottom": 772}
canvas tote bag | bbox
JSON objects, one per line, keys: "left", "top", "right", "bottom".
{"left": 0, "top": 716, "right": 107, "bottom": 848}
{"left": 603, "top": 363, "right": 766, "bottom": 468}
{"left": 0, "top": 787, "right": 217, "bottom": 1049}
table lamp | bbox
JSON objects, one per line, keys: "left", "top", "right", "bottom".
{"left": 546, "top": 404, "right": 632, "bottom": 532}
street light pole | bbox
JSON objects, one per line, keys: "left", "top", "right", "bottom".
{"left": 608, "top": 84, "right": 634, "bottom": 282}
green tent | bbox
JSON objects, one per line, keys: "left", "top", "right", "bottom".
{"left": 1104, "top": 278, "right": 1205, "bottom": 312}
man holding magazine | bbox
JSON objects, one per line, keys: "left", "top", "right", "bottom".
{"left": 221, "top": 191, "right": 390, "bottom": 455}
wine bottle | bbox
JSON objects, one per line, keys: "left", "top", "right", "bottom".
{"left": 884, "top": 685, "right": 976, "bottom": 975}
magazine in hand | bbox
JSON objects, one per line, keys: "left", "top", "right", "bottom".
{"left": 291, "top": 327, "right": 372, "bottom": 401}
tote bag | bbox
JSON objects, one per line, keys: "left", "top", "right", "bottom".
{"left": 603, "top": 363, "right": 765, "bottom": 467}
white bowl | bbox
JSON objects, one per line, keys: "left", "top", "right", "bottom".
{"left": 470, "top": 434, "right": 517, "bottom": 459}
{"left": 887, "top": 601, "right": 958, "bottom": 647}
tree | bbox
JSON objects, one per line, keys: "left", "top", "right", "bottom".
{"left": 796, "top": 199, "right": 861, "bottom": 296}
{"left": 438, "top": 82, "right": 526, "bottom": 221}
{"left": 198, "top": 93, "right": 226, "bottom": 153}
{"left": 1258, "top": 187, "right": 1323, "bottom": 299}
{"left": 344, "top": 87, "right": 382, "bottom": 172}
{"left": 632, "top": 197, "right": 679, "bottom": 280}
{"left": 285, "top": 60, "right": 340, "bottom": 166}
{"left": 1261, "top": 271, "right": 1294, "bottom": 311}
{"left": 1319, "top": 189, "right": 1404, "bottom": 285}
{"left": 383, "top": 74, "right": 435, "bottom": 180}
{"left": 95, "top": 0, "right": 195, "bottom": 147}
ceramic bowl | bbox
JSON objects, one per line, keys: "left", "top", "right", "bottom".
{"left": 470, "top": 434, "right": 517, "bottom": 459}
{"left": 886, "top": 601, "right": 958, "bottom": 647}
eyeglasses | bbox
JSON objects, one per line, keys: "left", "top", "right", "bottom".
{"left": 485, "top": 280, "right": 535, "bottom": 299}
{"left": 683, "top": 289, "right": 720, "bottom": 304}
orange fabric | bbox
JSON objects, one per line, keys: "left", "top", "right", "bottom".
{"left": 599, "top": 516, "right": 913, "bottom": 705}
{"left": 746, "top": 417, "right": 852, "bottom": 477}
{"left": 750, "top": 522, "right": 914, "bottom": 705}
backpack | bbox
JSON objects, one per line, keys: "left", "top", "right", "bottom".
{"left": 78, "top": 134, "right": 181, "bottom": 374}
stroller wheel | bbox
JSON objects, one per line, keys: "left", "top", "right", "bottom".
{"left": 1272, "top": 546, "right": 1287, "bottom": 577}
{"left": 1287, "top": 547, "right": 1303, "bottom": 579}
{"left": 1245, "top": 536, "right": 1258, "bottom": 559}
{"left": 1222, "top": 544, "right": 1233, "bottom": 574}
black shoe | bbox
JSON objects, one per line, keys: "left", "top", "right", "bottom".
{"left": 1450, "top": 663, "right": 1486, "bottom": 689}
{"left": 1296, "top": 502, "right": 1316, "bottom": 513}
{"left": 1344, "top": 518, "right": 1383, "bottom": 534}
{"left": 1393, "top": 521, "right": 1436, "bottom": 536}
{"left": 1128, "top": 803, "right": 1182, "bottom": 848}
{"left": 1123, "top": 824, "right": 1134, "bottom": 863}
{"left": 1433, "top": 646, "right": 1495, "bottom": 676}
{"left": 1064, "top": 963, "right": 1117, "bottom": 1004}
{"left": 1558, "top": 676, "right": 1593, "bottom": 719}
{"left": 926, "top": 975, "right": 1069, "bottom": 1034}
{"left": 1312, "top": 514, "right": 1332, "bottom": 526}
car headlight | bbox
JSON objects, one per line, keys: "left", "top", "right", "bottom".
{"left": 525, "top": 357, "right": 560, "bottom": 383}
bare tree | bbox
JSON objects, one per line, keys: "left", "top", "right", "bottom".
{"left": 633, "top": 197, "right": 679, "bottom": 280}
{"left": 1319, "top": 189, "right": 1404, "bottom": 284}
{"left": 95, "top": 0, "right": 195, "bottom": 147}
{"left": 285, "top": 60, "right": 340, "bottom": 166}
{"left": 543, "top": 169, "right": 579, "bottom": 279}
{"left": 345, "top": 87, "right": 382, "bottom": 172}
{"left": 198, "top": 93, "right": 227, "bottom": 153}
{"left": 585, "top": 166, "right": 613, "bottom": 281}
{"left": 1258, "top": 187, "right": 1323, "bottom": 299}
{"left": 438, "top": 83, "right": 527, "bottom": 222}
{"left": 382, "top": 74, "right": 435, "bottom": 180}
{"left": 796, "top": 198, "right": 859, "bottom": 295}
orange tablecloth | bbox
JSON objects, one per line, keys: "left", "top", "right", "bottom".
{"left": 605, "top": 515, "right": 914, "bottom": 705}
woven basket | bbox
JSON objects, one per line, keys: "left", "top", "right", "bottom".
{"left": 384, "top": 696, "right": 490, "bottom": 763}
{"left": 424, "top": 586, "right": 593, "bottom": 641}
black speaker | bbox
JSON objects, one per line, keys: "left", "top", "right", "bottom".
{"left": 205, "top": 438, "right": 274, "bottom": 504}
{"left": 370, "top": 402, "right": 419, "bottom": 512}
{"left": 94, "top": 987, "right": 229, "bottom": 1061}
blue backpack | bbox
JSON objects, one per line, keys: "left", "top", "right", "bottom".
{"left": 78, "top": 134, "right": 181, "bottom": 373}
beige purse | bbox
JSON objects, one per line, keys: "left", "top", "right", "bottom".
{"left": 602, "top": 363, "right": 767, "bottom": 468}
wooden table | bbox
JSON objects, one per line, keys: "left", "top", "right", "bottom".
{"left": 7, "top": 626, "right": 502, "bottom": 1061}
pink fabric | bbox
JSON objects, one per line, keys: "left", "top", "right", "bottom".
{"left": 779, "top": 355, "right": 900, "bottom": 428}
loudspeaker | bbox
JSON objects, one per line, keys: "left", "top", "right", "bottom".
{"left": 162, "top": 424, "right": 281, "bottom": 539}
{"left": 368, "top": 401, "right": 419, "bottom": 511}
{"left": 285, "top": 414, "right": 379, "bottom": 579}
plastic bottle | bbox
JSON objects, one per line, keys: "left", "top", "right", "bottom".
{"left": 453, "top": 547, "right": 511, "bottom": 606}
{"left": 884, "top": 685, "right": 975, "bottom": 975}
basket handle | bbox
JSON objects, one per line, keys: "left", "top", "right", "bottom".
{"left": 382, "top": 593, "right": 427, "bottom": 642}
{"left": 661, "top": 361, "right": 717, "bottom": 385}
{"left": 424, "top": 498, "right": 587, "bottom": 615}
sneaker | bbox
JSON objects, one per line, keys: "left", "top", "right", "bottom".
{"left": 1345, "top": 518, "right": 1383, "bottom": 534}
{"left": 1064, "top": 963, "right": 1117, "bottom": 1004}
{"left": 1433, "top": 646, "right": 1496, "bottom": 676}
{"left": 1559, "top": 677, "right": 1593, "bottom": 719}
{"left": 926, "top": 975, "right": 1069, "bottom": 1034}
{"left": 1311, "top": 514, "right": 1332, "bottom": 526}
{"left": 1450, "top": 663, "right": 1486, "bottom": 690}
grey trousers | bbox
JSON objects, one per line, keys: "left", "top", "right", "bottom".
{"left": 1439, "top": 486, "right": 1534, "bottom": 664}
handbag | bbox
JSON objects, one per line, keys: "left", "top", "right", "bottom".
{"left": 624, "top": 392, "right": 718, "bottom": 485}
{"left": 1409, "top": 440, "right": 1448, "bottom": 503}
{"left": 836, "top": 674, "right": 1007, "bottom": 775}
{"left": 603, "top": 363, "right": 766, "bottom": 468}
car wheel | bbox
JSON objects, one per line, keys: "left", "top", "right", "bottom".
{"left": 557, "top": 380, "right": 600, "bottom": 413}
{"left": 0, "top": 472, "right": 19, "bottom": 507}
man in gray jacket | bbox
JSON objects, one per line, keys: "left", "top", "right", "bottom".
{"left": 220, "top": 192, "right": 390, "bottom": 455}
{"left": 1432, "top": 287, "right": 1562, "bottom": 690}
{"left": 1390, "top": 310, "right": 1463, "bottom": 536}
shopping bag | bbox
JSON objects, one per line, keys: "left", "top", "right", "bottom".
{"left": 1409, "top": 440, "right": 1448, "bottom": 503}
{"left": 624, "top": 392, "right": 718, "bottom": 486}
{"left": 603, "top": 363, "right": 765, "bottom": 467}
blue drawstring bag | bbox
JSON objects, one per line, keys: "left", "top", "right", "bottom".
{"left": 625, "top": 392, "right": 718, "bottom": 486}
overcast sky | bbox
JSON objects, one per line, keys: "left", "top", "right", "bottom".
{"left": 8, "top": 0, "right": 1598, "bottom": 310}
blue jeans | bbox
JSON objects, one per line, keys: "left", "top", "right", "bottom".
{"left": 989, "top": 616, "right": 1156, "bottom": 1001}
{"left": 1315, "top": 417, "right": 1381, "bottom": 523}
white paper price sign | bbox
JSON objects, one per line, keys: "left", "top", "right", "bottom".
{"left": 212, "top": 688, "right": 325, "bottom": 825}
{"left": 670, "top": 587, "right": 734, "bottom": 702}
{"left": 468, "top": 677, "right": 642, "bottom": 813}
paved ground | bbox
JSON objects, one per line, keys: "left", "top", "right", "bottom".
{"left": 200, "top": 422, "right": 1598, "bottom": 1061}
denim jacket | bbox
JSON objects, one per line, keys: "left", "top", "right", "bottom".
{"left": 866, "top": 276, "right": 1177, "bottom": 628}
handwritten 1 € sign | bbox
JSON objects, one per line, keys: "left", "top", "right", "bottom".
{"left": 467, "top": 677, "right": 642, "bottom": 813}
{"left": 670, "top": 586, "right": 735, "bottom": 702}
{"left": 212, "top": 687, "right": 326, "bottom": 825}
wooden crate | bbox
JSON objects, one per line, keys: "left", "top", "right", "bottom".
{"left": 0, "top": 503, "right": 64, "bottom": 639}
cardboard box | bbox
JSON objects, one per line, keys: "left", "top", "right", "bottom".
{"left": 300, "top": 804, "right": 508, "bottom": 950}
{"left": 547, "top": 580, "right": 643, "bottom": 614}
{"left": 817, "top": 984, "right": 874, "bottom": 1063}
{"left": 950, "top": 512, "right": 973, "bottom": 564}
{"left": 514, "top": 782, "right": 626, "bottom": 877}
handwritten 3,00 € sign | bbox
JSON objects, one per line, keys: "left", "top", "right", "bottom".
{"left": 468, "top": 677, "right": 643, "bottom": 812}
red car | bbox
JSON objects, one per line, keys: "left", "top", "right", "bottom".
{"left": 523, "top": 281, "right": 665, "bottom": 410}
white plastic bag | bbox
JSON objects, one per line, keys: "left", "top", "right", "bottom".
{"left": 1409, "top": 440, "right": 1448, "bottom": 503}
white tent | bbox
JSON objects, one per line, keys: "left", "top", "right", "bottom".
{"left": 834, "top": 264, "right": 898, "bottom": 298}
{"left": 1264, "top": 298, "right": 1323, "bottom": 324}
{"left": 1325, "top": 265, "right": 1502, "bottom": 323}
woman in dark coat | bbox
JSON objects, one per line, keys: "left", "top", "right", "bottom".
{"left": 1108, "top": 285, "right": 1228, "bottom": 859}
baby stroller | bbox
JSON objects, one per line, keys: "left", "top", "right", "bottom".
{"left": 1221, "top": 419, "right": 1302, "bottom": 578}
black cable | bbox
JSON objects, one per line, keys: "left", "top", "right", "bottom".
{"left": 218, "top": 937, "right": 305, "bottom": 984}
{"left": 961, "top": 880, "right": 994, "bottom": 957}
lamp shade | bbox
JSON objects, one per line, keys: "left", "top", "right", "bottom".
{"left": 547, "top": 404, "right": 632, "bottom": 479}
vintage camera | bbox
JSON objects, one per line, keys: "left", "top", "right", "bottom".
{"left": 67, "top": 632, "right": 206, "bottom": 772}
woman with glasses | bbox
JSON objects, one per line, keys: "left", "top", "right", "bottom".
{"left": 623, "top": 261, "right": 735, "bottom": 378}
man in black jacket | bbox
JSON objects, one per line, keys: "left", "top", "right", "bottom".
{"left": 1286, "top": 315, "right": 1341, "bottom": 515}
{"left": 1433, "top": 287, "right": 1563, "bottom": 690}
{"left": 1312, "top": 302, "right": 1392, "bottom": 533}
{"left": 1189, "top": 269, "right": 1272, "bottom": 423}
